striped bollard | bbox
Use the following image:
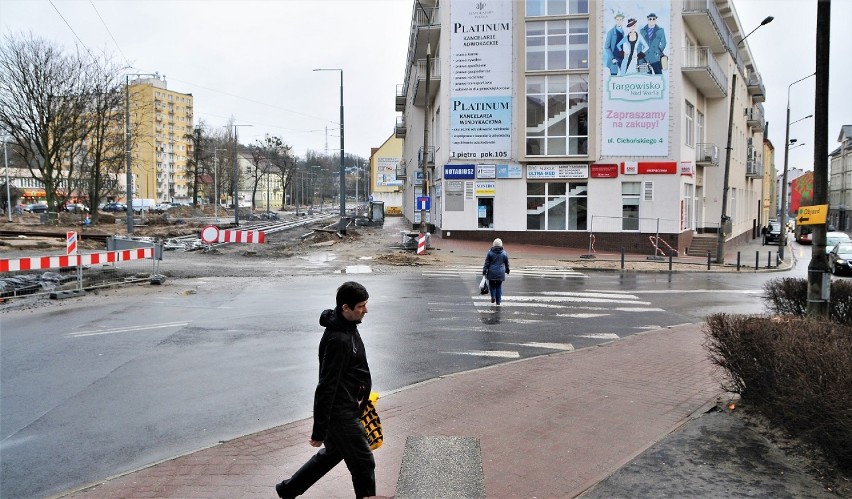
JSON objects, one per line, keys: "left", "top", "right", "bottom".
{"left": 417, "top": 233, "right": 426, "bottom": 255}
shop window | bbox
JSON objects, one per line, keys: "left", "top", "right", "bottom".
{"left": 622, "top": 182, "right": 640, "bottom": 230}
{"left": 478, "top": 198, "right": 494, "bottom": 229}
{"left": 527, "top": 181, "right": 586, "bottom": 230}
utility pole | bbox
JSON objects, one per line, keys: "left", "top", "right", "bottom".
{"left": 192, "top": 127, "right": 201, "bottom": 207}
{"left": 716, "top": 16, "right": 773, "bottom": 263}
{"left": 420, "top": 43, "right": 431, "bottom": 237}
{"left": 807, "top": 0, "right": 831, "bottom": 317}
{"left": 125, "top": 75, "right": 134, "bottom": 234}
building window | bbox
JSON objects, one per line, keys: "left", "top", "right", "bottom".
{"left": 526, "top": 0, "right": 589, "bottom": 17}
{"left": 526, "top": 75, "right": 588, "bottom": 156}
{"left": 526, "top": 19, "right": 589, "bottom": 71}
{"left": 622, "top": 182, "right": 640, "bottom": 230}
{"left": 527, "top": 181, "right": 587, "bottom": 230}
{"left": 683, "top": 183, "right": 694, "bottom": 230}
{"left": 696, "top": 110, "right": 704, "bottom": 145}
{"left": 685, "top": 100, "right": 695, "bottom": 147}
{"left": 478, "top": 198, "right": 494, "bottom": 228}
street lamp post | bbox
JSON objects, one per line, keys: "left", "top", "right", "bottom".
{"left": 214, "top": 148, "right": 227, "bottom": 220}
{"left": 313, "top": 68, "right": 346, "bottom": 234}
{"left": 716, "top": 16, "right": 773, "bottom": 263}
{"left": 779, "top": 72, "right": 816, "bottom": 263}
{"left": 3, "top": 138, "right": 11, "bottom": 222}
{"left": 232, "top": 124, "right": 252, "bottom": 225}
{"left": 125, "top": 72, "right": 160, "bottom": 234}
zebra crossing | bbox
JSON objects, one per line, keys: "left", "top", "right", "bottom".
{"left": 422, "top": 264, "right": 587, "bottom": 279}
{"left": 421, "top": 286, "right": 666, "bottom": 360}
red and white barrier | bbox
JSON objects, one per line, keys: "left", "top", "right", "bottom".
{"left": 218, "top": 229, "right": 265, "bottom": 244}
{"left": 200, "top": 225, "right": 265, "bottom": 244}
{"left": 417, "top": 234, "right": 426, "bottom": 255}
{"left": 0, "top": 248, "right": 154, "bottom": 273}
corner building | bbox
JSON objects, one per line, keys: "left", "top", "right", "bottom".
{"left": 395, "top": 0, "right": 768, "bottom": 257}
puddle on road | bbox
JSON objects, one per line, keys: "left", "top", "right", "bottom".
{"left": 299, "top": 251, "right": 338, "bottom": 265}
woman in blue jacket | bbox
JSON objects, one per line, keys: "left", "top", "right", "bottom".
{"left": 483, "top": 238, "right": 510, "bottom": 305}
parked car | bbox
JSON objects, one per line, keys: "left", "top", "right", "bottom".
{"left": 762, "top": 222, "right": 786, "bottom": 246}
{"left": 826, "top": 231, "right": 852, "bottom": 249}
{"left": 64, "top": 203, "right": 89, "bottom": 213}
{"left": 155, "top": 203, "right": 172, "bottom": 213}
{"left": 828, "top": 242, "right": 852, "bottom": 276}
{"left": 23, "top": 203, "right": 48, "bottom": 213}
{"left": 101, "top": 202, "right": 126, "bottom": 212}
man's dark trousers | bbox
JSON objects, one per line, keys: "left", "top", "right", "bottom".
{"left": 277, "top": 416, "right": 376, "bottom": 498}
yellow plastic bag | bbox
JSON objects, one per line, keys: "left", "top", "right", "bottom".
{"left": 360, "top": 391, "right": 383, "bottom": 450}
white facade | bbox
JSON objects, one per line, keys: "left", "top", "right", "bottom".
{"left": 829, "top": 125, "right": 852, "bottom": 230}
{"left": 395, "top": 0, "right": 769, "bottom": 256}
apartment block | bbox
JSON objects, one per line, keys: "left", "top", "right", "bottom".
{"left": 394, "top": 0, "right": 770, "bottom": 257}
{"left": 127, "top": 76, "right": 194, "bottom": 204}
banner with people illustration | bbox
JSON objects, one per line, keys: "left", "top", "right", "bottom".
{"left": 601, "top": 1, "right": 670, "bottom": 157}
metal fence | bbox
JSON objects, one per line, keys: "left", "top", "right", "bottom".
{"left": 0, "top": 240, "right": 161, "bottom": 301}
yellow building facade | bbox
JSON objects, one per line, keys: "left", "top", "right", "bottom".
{"left": 127, "top": 77, "right": 194, "bottom": 203}
{"left": 370, "top": 135, "right": 403, "bottom": 214}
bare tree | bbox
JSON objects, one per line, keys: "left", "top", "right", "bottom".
{"left": 247, "top": 135, "right": 294, "bottom": 211}
{"left": 0, "top": 33, "right": 95, "bottom": 213}
{"left": 77, "top": 55, "right": 127, "bottom": 221}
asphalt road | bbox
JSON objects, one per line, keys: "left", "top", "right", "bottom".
{"left": 0, "top": 263, "right": 790, "bottom": 499}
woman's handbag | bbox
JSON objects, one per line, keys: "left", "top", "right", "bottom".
{"left": 479, "top": 276, "right": 490, "bottom": 295}
{"left": 360, "top": 392, "right": 383, "bottom": 450}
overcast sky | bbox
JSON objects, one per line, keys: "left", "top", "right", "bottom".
{"left": 2, "top": 0, "right": 850, "bottom": 171}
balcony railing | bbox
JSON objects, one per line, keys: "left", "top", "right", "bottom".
{"left": 414, "top": 5, "right": 439, "bottom": 28}
{"left": 418, "top": 146, "right": 435, "bottom": 168}
{"left": 745, "top": 106, "right": 765, "bottom": 131}
{"left": 413, "top": 57, "right": 440, "bottom": 107}
{"left": 746, "top": 72, "right": 766, "bottom": 102}
{"left": 395, "top": 84, "right": 406, "bottom": 112}
{"left": 696, "top": 143, "right": 720, "bottom": 166}
{"left": 681, "top": 0, "right": 736, "bottom": 54}
{"left": 746, "top": 159, "right": 763, "bottom": 178}
{"left": 396, "top": 159, "right": 408, "bottom": 180}
{"left": 395, "top": 115, "right": 406, "bottom": 138}
{"left": 681, "top": 46, "right": 727, "bottom": 98}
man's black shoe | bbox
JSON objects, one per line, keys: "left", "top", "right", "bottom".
{"left": 275, "top": 481, "right": 295, "bottom": 499}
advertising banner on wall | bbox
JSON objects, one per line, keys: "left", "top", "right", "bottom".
{"left": 375, "top": 156, "right": 402, "bottom": 189}
{"left": 601, "top": 1, "right": 670, "bottom": 157}
{"left": 449, "top": 1, "right": 513, "bottom": 161}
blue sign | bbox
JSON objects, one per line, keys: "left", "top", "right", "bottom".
{"left": 416, "top": 196, "right": 431, "bottom": 211}
{"left": 444, "top": 164, "right": 476, "bottom": 179}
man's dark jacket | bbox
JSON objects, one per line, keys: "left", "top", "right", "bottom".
{"left": 311, "top": 307, "right": 372, "bottom": 442}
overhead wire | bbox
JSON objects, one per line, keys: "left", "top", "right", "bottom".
{"left": 89, "top": 0, "right": 132, "bottom": 67}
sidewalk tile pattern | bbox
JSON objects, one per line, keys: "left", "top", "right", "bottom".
{"left": 64, "top": 324, "right": 721, "bottom": 498}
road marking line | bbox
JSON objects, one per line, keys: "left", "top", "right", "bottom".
{"left": 445, "top": 350, "right": 520, "bottom": 358}
{"left": 509, "top": 342, "right": 575, "bottom": 351}
{"left": 576, "top": 333, "right": 620, "bottom": 339}
{"left": 67, "top": 321, "right": 189, "bottom": 338}
{"left": 345, "top": 265, "right": 372, "bottom": 274}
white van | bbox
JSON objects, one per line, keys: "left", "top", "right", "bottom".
{"left": 131, "top": 198, "right": 156, "bottom": 213}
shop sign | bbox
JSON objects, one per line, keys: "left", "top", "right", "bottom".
{"left": 527, "top": 164, "right": 588, "bottom": 179}
{"left": 475, "top": 181, "right": 496, "bottom": 196}
{"left": 444, "top": 164, "right": 476, "bottom": 179}
{"left": 590, "top": 163, "right": 619, "bottom": 178}
{"left": 477, "top": 164, "right": 496, "bottom": 179}
{"left": 496, "top": 164, "right": 523, "bottom": 178}
{"left": 620, "top": 161, "right": 677, "bottom": 174}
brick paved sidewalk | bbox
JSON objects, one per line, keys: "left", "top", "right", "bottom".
{"left": 61, "top": 323, "right": 721, "bottom": 498}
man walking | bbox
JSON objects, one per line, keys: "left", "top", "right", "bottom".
{"left": 276, "top": 281, "right": 376, "bottom": 499}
